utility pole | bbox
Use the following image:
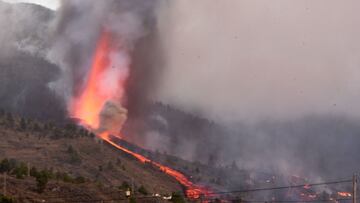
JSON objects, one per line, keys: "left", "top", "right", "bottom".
{"left": 353, "top": 173, "right": 357, "bottom": 203}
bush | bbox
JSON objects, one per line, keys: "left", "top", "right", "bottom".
{"left": 0, "top": 194, "right": 13, "bottom": 203}
{"left": 6, "top": 113, "right": 14, "bottom": 128}
{"left": 32, "top": 123, "right": 41, "bottom": 132}
{"left": 30, "top": 166, "right": 39, "bottom": 177}
{"left": 129, "top": 197, "right": 136, "bottom": 203}
{"left": 36, "top": 171, "right": 49, "bottom": 193}
{"left": 137, "top": 185, "right": 148, "bottom": 195}
{"left": 0, "top": 159, "right": 17, "bottom": 173}
{"left": 170, "top": 192, "right": 186, "bottom": 203}
{"left": 62, "top": 172, "right": 74, "bottom": 183}
{"left": 19, "top": 118, "right": 27, "bottom": 131}
{"left": 119, "top": 181, "right": 131, "bottom": 191}
{"left": 74, "top": 176, "right": 86, "bottom": 184}
{"left": 0, "top": 159, "right": 10, "bottom": 173}
{"left": 13, "top": 162, "right": 28, "bottom": 179}
{"left": 67, "top": 145, "right": 82, "bottom": 165}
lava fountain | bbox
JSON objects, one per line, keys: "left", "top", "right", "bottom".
{"left": 70, "top": 30, "right": 129, "bottom": 130}
{"left": 69, "top": 30, "right": 212, "bottom": 199}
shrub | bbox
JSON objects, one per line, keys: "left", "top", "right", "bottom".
{"left": 129, "top": 197, "right": 136, "bottom": 203}
{"left": 30, "top": 166, "right": 39, "bottom": 177}
{"left": 74, "top": 176, "right": 86, "bottom": 184}
{"left": 13, "top": 162, "right": 28, "bottom": 179}
{"left": 170, "top": 192, "right": 186, "bottom": 203}
{"left": 137, "top": 185, "right": 148, "bottom": 195}
{"left": 119, "top": 181, "right": 131, "bottom": 191}
{"left": 20, "top": 118, "right": 27, "bottom": 131}
{"left": 67, "top": 145, "right": 82, "bottom": 165}
{"left": 0, "top": 159, "right": 10, "bottom": 173}
{"left": 36, "top": 171, "right": 49, "bottom": 193}
{"left": 0, "top": 194, "right": 13, "bottom": 203}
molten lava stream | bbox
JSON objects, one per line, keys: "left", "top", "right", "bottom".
{"left": 99, "top": 132, "right": 213, "bottom": 199}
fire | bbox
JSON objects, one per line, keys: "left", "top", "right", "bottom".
{"left": 70, "top": 30, "right": 212, "bottom": 199}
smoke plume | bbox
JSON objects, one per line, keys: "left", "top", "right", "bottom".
{"left": 149, "top": 0, "right": 360, "bottom": 181}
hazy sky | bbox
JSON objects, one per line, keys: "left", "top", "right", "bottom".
{"left": 3, "top": 0, "right": 59, "bottom": 9}
{"left": 156, "top": 0, "right": 360, "bottom": 123}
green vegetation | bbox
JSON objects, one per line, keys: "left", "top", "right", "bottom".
{"left": 0, "top": 158, "right": 87, "bottom": 194}
{"left": 0, "top": 111, "right": 94, "bottom": 140}
{"left": 13, "top": 162, "right": 27, "bottom": 179}
{"left": 137, "top": 185, "right": 148, "bottom": 195}
{"left": 54, "top": 171, "right": 86, "bottom": 184}
{"left": 0, "top": 194, "right": 13, "bottom": 203}
{"left": 129, "top": 197, "right": 137, "bottom": 203}
{"left": 36, "top": 170, "right": 49, "bottom": 193}
{"left": 67, "top": 145, "right": 82, "bottom": 165}
{"left": 119, "top": 181, "right": 131, "bottom": 191}
{"left": 30, "top": 166, "right": 38, "bottom": 177}
{"left": 0, "top": 159, "right": 27, "bottom": 179}
{"left": 170, "top": 192, "right": 186, "bottom": 203}
{"left": 19, "top": 118, "right": 26, "bottom": 131}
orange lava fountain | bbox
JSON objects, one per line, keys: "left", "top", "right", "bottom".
{"left": 70, "top": 31, "right": 128, "bottom": 129}
{"left": 70, "top": 31, "right": 212, "bottom": 199}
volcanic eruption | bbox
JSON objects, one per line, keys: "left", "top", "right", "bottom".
{"left": 68, "top": 22, "right": 211, "bottom": 200}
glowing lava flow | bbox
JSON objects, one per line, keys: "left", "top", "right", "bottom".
{"left": 70, "top": 30, "right": 212, "bottom": 199}
{"left": 337, "top": 192, "right": 352, "bottom": 197}
{"left": 100, "top": 132, "right": 212, "bottom": 199}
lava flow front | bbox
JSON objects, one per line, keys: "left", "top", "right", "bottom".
{"left": 70, "top": 30, "right": 212, "bottom": 199}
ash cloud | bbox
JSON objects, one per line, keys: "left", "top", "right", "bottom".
{"left": 147, "top": 0, "right": 360, "bottom": 182}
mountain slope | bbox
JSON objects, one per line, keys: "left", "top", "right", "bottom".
{"left": 0, "top": 114, "right": 182, "bottom": 202}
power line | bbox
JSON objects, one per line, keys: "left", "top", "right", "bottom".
{"left": 203, "top": 179, "right": 352, "bottom": 196}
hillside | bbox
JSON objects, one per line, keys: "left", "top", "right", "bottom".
{"left": 0, "top": 112, "right": 182, "bottom": 202}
